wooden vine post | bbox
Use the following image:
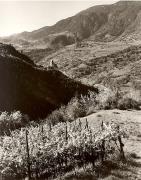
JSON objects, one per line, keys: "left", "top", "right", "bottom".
{"left": 85, "top": 118, "right": 89, "bottom": 129}
{"left": 49, "top": 122, "right": 52, "bottom": 131}
{"left": 65, "top": 122, "right": 68, "bottom": 142}
{"left": 25, "top": 129, "right": 31, "bottom": 180}
{"left": 41, "top": 125, "right": 44, "bottom": 134}
{"left": 118, "top": 136, "right": 125, "bottom": 160}
{"left": 65, "top": 123, "right": 68, "bottom": 167}
{"left": 101, "top": 121, "right": 105, "bottom": 163}
{"left": 79, "top": 119, "right": 82, "bottom": 131}
{"left": 117, "top": 125, "right": 125, "bottom": 161}
{"left": 41, "top": 125, "right": 44, "bottom": 139}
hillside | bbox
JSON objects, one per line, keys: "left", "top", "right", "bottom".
{"left": 0, "top": 1, "right": 141, "bottom": 179}
{"left": 2, "top": 1, "right": 141, "bottom": 49}
{"left": 34, "top": 40, "right": 141, "bottom": 94}
{"left": 0, "top": 43, "right": 98, "bottom": 119}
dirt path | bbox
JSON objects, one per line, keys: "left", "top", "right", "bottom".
{"left": 80, "top": 110, "right": 141, "bottom": 180}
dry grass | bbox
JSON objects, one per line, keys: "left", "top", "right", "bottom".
{"left": 55, "top": 153, "right": 141, "bottom": 180}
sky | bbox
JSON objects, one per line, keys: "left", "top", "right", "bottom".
{"left": 0, "top": 0, "right": 118, "bottom": 37}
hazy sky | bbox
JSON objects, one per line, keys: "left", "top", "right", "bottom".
{"left": 0, "top": 0, "right": 118, "bottom": 37}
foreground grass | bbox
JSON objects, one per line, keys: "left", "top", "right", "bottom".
{"left": 54, "top": 109, "right": 141, "bottom": 180}
{"left": 54, "top": 153, "right": 141, "bottom": 180}
{"left": 74, "top": 109, "right": 141, "bottom": 180}
{"left": 0, "top": 109, "right": 140, "bottom": 179}
{"left": 0, "top": 113, "right": 126, "bottom": 179}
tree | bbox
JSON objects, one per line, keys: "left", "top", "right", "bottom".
{"left": 74, "top": 32, "right": 81, "bottom": 48}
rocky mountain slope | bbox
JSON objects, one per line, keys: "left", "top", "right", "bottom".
{"left": 0, "top": 43, "right": 98, "bottom": 119}
{"left": 2, "top": 1, "right": 141, "bottom": 49}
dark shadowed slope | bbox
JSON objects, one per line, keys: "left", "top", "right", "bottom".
{"left": 0, "top": 43, "right": 98, "bottom": 119}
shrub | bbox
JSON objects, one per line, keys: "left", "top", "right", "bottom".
{"left": 80, "top": 91, "right": 97, "bottom": 115}
{"left": 93, "top": 86, "right": 141, "bottom": 110}
{"left": 1, "top": 167, "right": 16, "bottom": 179}
{"left": 94, "top": 85, "right": 120, "bottom": 110}
{"left": 118, "top": 97, "right": 140, "bottom": 110}
{"left": 66, "top": 97, "right": 87, "bottom": 119}
{"left": 0, "top": 111, "right": 29, "bottom": 135}
{"left": 46, "top": 87, "right": 141, "bottom": 126}
{"left": 47, "top": 106, "right": 70, "bottom": 125}
{"left": 117, "top": 90, "right": 141, "bottom": 110}
{"left": 46, "top": 91, "right": 96, "bottom": 124}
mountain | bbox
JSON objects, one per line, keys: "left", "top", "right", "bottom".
{"left": 0, "top": 43, "right": 98, "bottom": 119}
{"left": 2, "top": 1, "right": 141, "bottom": 49}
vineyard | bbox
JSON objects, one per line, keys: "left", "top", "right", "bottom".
{"left": 0, "top": 119, "right": 126, "bottom": 180}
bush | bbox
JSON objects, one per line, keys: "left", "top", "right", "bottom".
{"left": 94, "top": 86, "right": 141, "bottom": 110}
{"left": 47, "top": 106, "right": 70, "bottom": 125}
{"left": 0, "top": 111, "right": 29, "bottom": 135}
{"left": 118, "top": 97, "right": 140, "bottom": 110}
{"left": 94, "top": 85, "right": 120, "bottom": 110}
{"left": 66, "top": 97, "right": 87, "bottom": 119}
{"left": 46, "top": 87, "right": 141, "bottom": 126}
{"left": 1, "top": 167, "right": 16, "bottom": 179}
{"left": 46, "top": 91, "right": 96, "bottom": 125}
{"left": 117, "top": 90, "right": 141, "bottom": 110}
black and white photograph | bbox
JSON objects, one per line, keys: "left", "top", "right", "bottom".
{"left": 0, "top": 0, "right": 141, "bottom": 179}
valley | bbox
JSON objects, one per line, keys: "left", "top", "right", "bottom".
{"left": 0, "top": 1, "right": 141, "bottom": 179}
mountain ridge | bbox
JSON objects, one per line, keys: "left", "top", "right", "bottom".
{"left": 2, "top": 1, "right": 141, "bottom": 49}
